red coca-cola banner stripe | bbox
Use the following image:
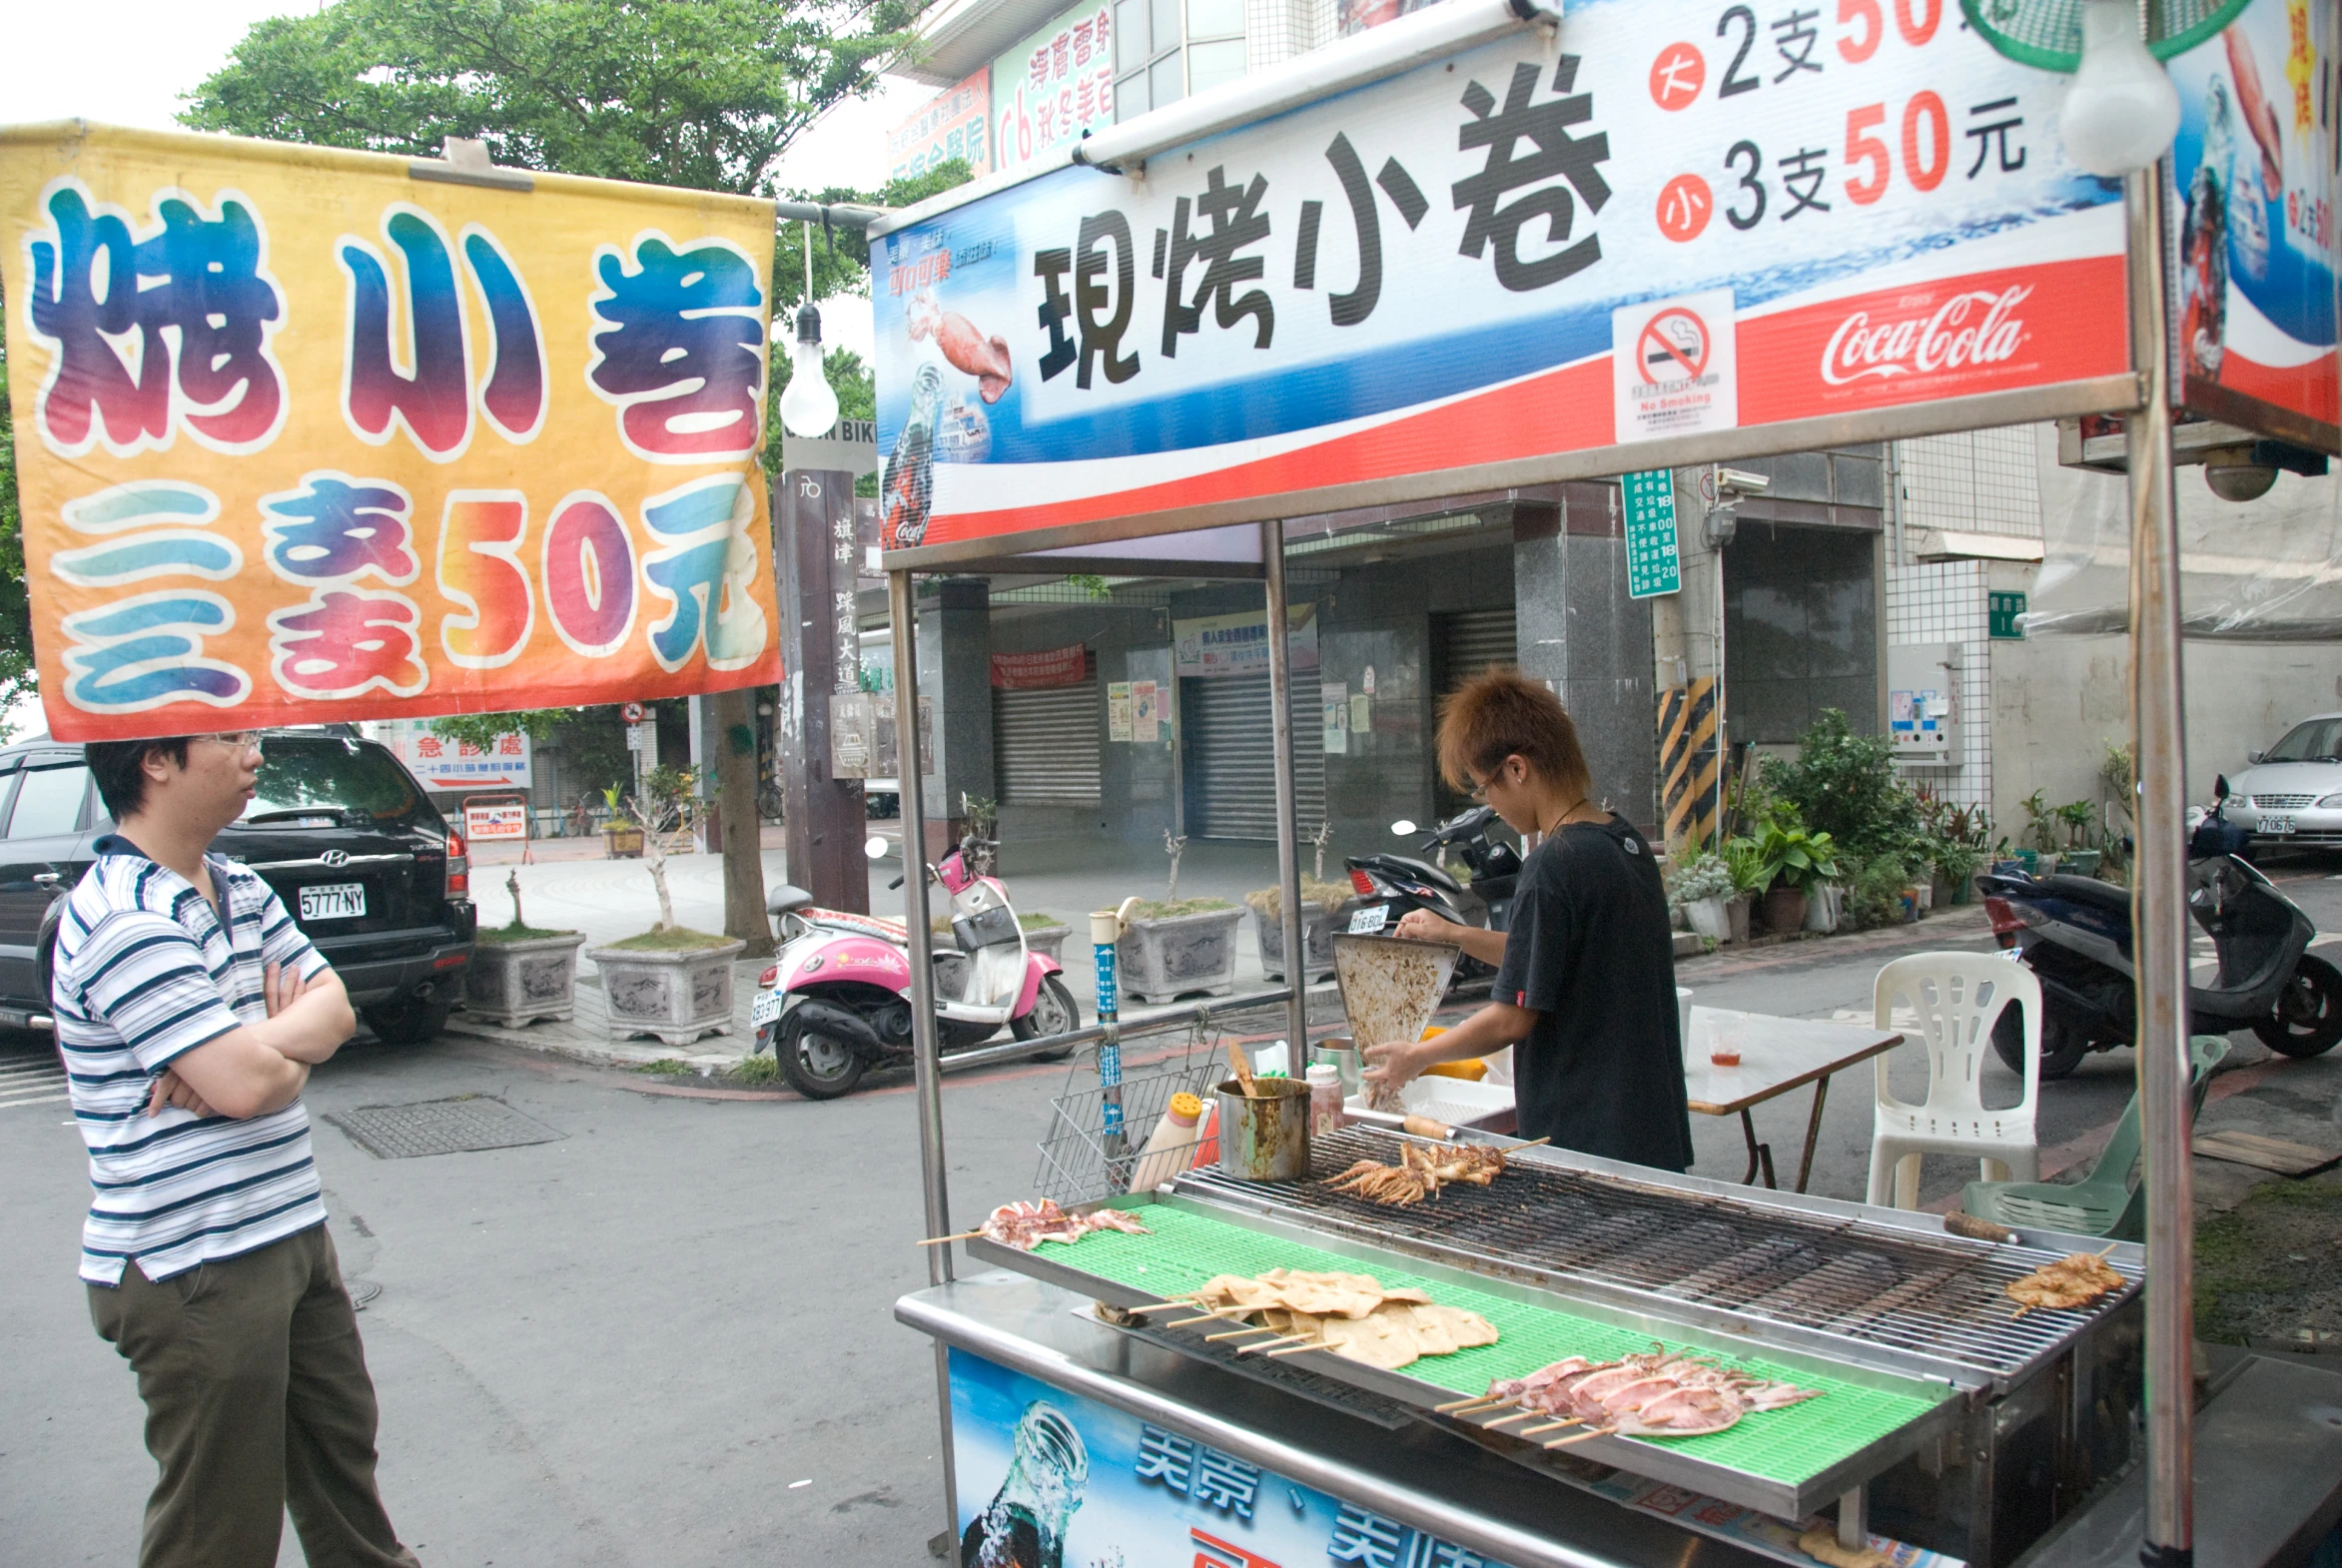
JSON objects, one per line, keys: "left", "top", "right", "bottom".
{"left": 990, "top": 643, "right": 1089, "bottom": 688}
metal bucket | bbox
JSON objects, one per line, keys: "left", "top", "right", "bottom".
{"left": 1307, "top": 1036, "right": 1363, "bottom": 1099}
{"left": 1214, "top": 1078, "right": 1311, "bottom": 1181}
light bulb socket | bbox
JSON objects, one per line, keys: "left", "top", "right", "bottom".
{"left": 794, "top": 302, "right": 823, "bottom": 346}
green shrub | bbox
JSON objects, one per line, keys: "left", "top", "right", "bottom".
{"left": 1668, "top": 851, "right": 1736, "bottom": 904}
{"left": 1761, "top": 709, "right": 1923, "bottom": 858}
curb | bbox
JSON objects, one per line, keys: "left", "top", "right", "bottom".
{"left": 1677, "top": 902, "right": 1992, "bottom": 979}
{"left": 439, "top": 1013, "right": 748, "bottom": 1076}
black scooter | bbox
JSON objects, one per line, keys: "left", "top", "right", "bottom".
{"left": 1334, "top": 807, "right": 1522, "bottom": 975}
{"left": 1974, "top": 774, "right": 2342, "bottom": 1078}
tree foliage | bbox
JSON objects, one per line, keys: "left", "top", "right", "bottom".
{"left": 180, "top": 0, "right": 915, "bottom": 198}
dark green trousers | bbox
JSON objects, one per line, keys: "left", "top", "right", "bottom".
{"left": 89, "top": 1222, "right": 418, "bottom": 1568}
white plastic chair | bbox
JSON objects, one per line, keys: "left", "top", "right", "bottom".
{"left": 1866, "top": 953, "right": 2042, "bottom": 1209}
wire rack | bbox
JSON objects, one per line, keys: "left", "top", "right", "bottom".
{"left": 1034, "top": 1038, "right": 1226, "bottom": 1208}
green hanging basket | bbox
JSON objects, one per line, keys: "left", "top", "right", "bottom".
{"left": 1959, "top": 0, "right": 2255, "bottom": 72}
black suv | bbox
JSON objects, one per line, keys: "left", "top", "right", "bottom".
{"left": 0, "top": 728, "right": 475, "bottom": 1043}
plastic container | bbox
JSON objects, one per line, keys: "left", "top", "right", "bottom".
{"left": 1305, "top": 1063, "right": 1345, "bottom": 1137}
{"left": 1127, "top": 1091, "right": 1204, "bottom": 1193}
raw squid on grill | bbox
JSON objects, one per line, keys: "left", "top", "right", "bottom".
{"left": 1473, "top": 1346, "right": 1822, "bottom": 1440}
{"left": 978, "top": 1199, "right": 1152, "bottom": 1251}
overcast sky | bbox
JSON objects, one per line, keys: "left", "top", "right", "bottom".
{"left": 1, "top": 0, "right": 923, "bottom": 359}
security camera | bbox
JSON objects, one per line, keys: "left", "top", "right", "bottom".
{"left": 1716, "top": 468, "right": 1771, "bottom": 496}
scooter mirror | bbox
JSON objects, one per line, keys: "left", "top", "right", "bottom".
{"left": 1390, "top": 819, "right": 1417, "bottom": 836}
{"left": 864, "top": 835, "right": 890, "bottom": 860}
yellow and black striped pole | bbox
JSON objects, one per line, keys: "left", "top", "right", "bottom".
{"left": 1658, "top": 677, "right": 1720, "bottom": 850}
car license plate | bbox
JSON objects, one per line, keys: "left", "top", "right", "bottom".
{"left": 2263, "top": 816, "right": 2296, "bottom": 835}
{"left": 300, "top": 882, "right": 366, "bottom": 921}
{"left": 752, "top": 990, "right": 782, "bottom": 1026}
{"left": 1347, "top": 905, "right": 1388, "bottom": 935}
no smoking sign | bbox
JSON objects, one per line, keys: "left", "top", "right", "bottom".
{"left": 1611, "top": 289, "right": 1739, "bottom": 444}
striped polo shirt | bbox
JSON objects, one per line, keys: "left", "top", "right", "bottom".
{"left": 56, "top": 836, "right": 331, "bottom": 1285}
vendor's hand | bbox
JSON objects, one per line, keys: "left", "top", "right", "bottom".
{"left": 1359, "top": 1038, "right": 1423, "bottom": 1097}
{"left": 1394, "top": 909, "right": 1454, "bottom": 943}
{"left": 263, "top": 961, "right": 302, "bottom": 1017}
{"left": 146, "top": 1069, "right": 218, "bottom": 1120}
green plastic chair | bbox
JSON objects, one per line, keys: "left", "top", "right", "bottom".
{"left": 1960, "top": 1036, "right": 2230, "bottom": 1241}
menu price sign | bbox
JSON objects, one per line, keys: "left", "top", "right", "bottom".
{"left": 1621, "top": 468, "right": 1684, "bottom": 599}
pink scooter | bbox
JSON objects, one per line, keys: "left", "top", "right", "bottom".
{"left": 751, "top": 835, "right": 1078, "bottom": 1099}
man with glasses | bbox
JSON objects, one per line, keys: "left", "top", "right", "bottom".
{"left": 56, "top": 731, "right": 418, "bottom": 1568}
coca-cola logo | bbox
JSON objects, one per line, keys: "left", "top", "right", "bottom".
{"left": 1821, "top": 286, "right": 2031, "bottom": 386}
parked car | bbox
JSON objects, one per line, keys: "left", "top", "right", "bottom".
{"left": 2223, "top": 713, "right": 2342, "bottom": 847}
{"left": 0, "top": 728, "right": 474, "bottom": 1044}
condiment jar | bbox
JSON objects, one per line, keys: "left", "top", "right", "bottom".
{"left": 1305, "top": 1063, "right": 1345, "bottom": 1137}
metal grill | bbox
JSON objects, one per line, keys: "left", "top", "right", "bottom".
{"left": 2252, "top": 793, "right": 2316, "bottom": 810}
{"left": 1174, "top": 1127, "right": 2135, "bottom": 1387}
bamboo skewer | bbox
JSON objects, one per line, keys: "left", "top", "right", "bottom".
{"left": 1264, "top": 1341, "right": 1328, "bottom": 1358}
{"left": 1478, "top": 1409, "right": 1537, "bottom": 1428}
{"left": 916, "top": 1229, "right": 985, "bottom": 1246}
{"left": 1544, "top": 1427, "right": 1616, "bottom": 1449}
{"left": 1433, "top": 1394, "right": 1510, "bottom": 1413}
{"left": 1518, "top": 1417, "right": 1585, "bottom": 1436}
{"left": 1236, "top": 1334, "right": 1313, "bottom": 1355}
{"left": 1164, "top": 1305, "right": 1258, "bottom": 1326}
{"left": 1204, "top": 1325, "right": 1282, "bottom": 1342}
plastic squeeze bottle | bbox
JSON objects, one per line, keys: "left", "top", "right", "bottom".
{"left": 1129, "top": 1092, "right": 1204, "bottom": 1193}
{"left": 1305, "top": 1063, "right": 1346, "bottom": 1137}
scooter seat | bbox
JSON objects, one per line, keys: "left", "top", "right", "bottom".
{"left": 766, "top": 884, "right": 816, "bottom": 916}
{"left": 2034, "top": 875, "right": 2132, "bottom": 917}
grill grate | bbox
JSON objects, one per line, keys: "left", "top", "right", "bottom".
{"left": 1175, "top": 1127, "right": 2134, "bottom": 1382}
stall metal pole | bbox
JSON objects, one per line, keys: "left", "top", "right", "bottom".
{"left": 1262, "top": 520, "right": 1308, "bottom": 1052}
{"left": 890, "top": 567, "right": 961, "bottom": 1555}
{"left": 2123, "top": 161, "right": 2194, "bottom": 1568}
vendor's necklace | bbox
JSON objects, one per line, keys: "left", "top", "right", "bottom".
{"left": 1547, "top": 796, "right": 1595, "bottom": 832}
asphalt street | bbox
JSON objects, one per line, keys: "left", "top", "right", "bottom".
{"left": 3, "top": 861, "right": 2335, "bottom": 1565}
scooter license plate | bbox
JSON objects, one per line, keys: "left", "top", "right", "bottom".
{"left": 2262, "top": 816, "right": 2296, "bottom": 835}
{"left": 1347, "top": 905, "right": 1389, "bottom": 935}
{"left": 751, "top": 990, "right": 783, "bottom": 1026}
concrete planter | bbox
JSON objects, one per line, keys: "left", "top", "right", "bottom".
{"left": 1252, "top": 904, "right": 1335, "bottom": 984}
{"left": 1025, "top": 924, "right": 1070, "bottom": 965}
{"left": 466, "top": 932, "right": 587, "bottom": 1028}
{"left": 1803, "top": 884, "right": 1843, "bottom": 934}
{"left": 586, "top": 938, "right": 745, "bottom": 1047}
{"left": 602, "top": 825, "right": 644, "bottom": 859}
{"left": 1118, "top": 906, "right": 1243, "bottom": 1002}
{"left": 1725, "top": 893, "right": 1754, "bottom": 945}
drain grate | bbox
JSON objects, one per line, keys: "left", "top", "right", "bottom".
{"left": 329, "top": 1096, "right": 562, "bottom": 1159}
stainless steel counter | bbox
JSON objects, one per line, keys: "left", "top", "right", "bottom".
{"left": 898, "top": 1268, "right": 1798, "bottom": 1568}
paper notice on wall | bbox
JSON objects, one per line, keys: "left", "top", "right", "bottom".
{"left": 1107, "top": 681, "right": 1134, "bottom": 741}
{"left": 1349, "top": 692, "right": 1372, "bottom": 734}
{"left": 1321, "top": 681, "right": 1347, "bottom": 754}
{"left": 1613, "top": 288, "right": 1738, "bottom": 442}
{"left": 1131, "top": 680, "right": 1160, "bottom": 743}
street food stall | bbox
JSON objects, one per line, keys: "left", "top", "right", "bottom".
{"left": 863, "top": 0, "right": 2342, "bottom": 1563}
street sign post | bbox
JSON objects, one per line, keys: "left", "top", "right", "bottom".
{"left": 1621, "top": 469, "right": 1683, "bottom": 599}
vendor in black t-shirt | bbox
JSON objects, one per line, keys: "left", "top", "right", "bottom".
{"left": 1362, "top": 672, "right": 1694, "bottom": 1173}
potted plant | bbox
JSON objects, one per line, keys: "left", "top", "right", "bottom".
{"left": 586, "top": 764, "right": 744, "bottom": 1045}
{"left": 467, "top": 871, "right": 588, "bottom": 1028}
{"left": 1668, "top": 849, "right": 1736, "bottom": 941}
{"left": 1722, "top": 836, "right": 1767, "bottom": 944}
{"left": 2055, "top": 798, "right": 2102, "bottom": 878}
{"left": 1751, "top": 817, "right": 1839, "bottom": 934}
{"left": 1119, "top": 831, "right": 1243, "bottom": 1002}
{"left": 600, "top": 783, "right": 645, "bottom": 858}
{"left": 1246, "top": 823, "right": 1344, "bottom": 984}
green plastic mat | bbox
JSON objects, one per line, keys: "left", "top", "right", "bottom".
{"left": 1052, "top": 1203, "right": 1948, "bottom": 1488}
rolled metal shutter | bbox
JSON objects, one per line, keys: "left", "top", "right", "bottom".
{"left": 1179, "top": 673, "right": 1325, "bottom": 841}
{"left": 993, "top": 659, "right": 1102, "bottom": 806}
{"left": 1436, "top": 607, "right": 1519, "bottom": 693}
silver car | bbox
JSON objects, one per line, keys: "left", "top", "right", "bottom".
{"left": 2227, "top": 713, "right": 2342, "bottom": 846}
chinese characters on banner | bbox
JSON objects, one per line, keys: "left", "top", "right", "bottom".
{"left": 992, "top": 3, "right": 1116, "bottom": 180}
{"left": 2165, "top": 0, "right": 2338, "bottom": 446}
{"left": 0, "top": 124, "right": 782, "bottom": 742}
{"left": 888, "top": 68, "right": 994, "bottom": 185}
{"left": 370, "top": 717, "right": 532, "bottom": 790}
{"left": 989, "top": 642, "right": 1090, "bottom": 688}
{"left": 876, "top": 0, "right": 2146, "bottom": 556}
{"left": 1171, "top": 605, "right": 1321, "bottom": 679}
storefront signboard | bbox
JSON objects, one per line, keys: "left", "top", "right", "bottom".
{"left": 1172, "top": 605, "right": 1321, "bottom": 679}
{"left": 2166, "top": 0, "right": 2338, "bottom": 451}
{"left": 873, "top": 0, "right": 2137, "bottom": 558}
{"left": 991, "top": 3, "right": 1116, "bottom": 179}
{"left": 372, "top": 718, "right": 532, "bottom": 790}
{"left": 462, "top": 802, "right": 529, "bottom": 842}
{"left": 991, "top": 642, "right": 1091, "bottom": 688}
{"left": 0, "top": 124, "right": 783, "bottom": 742}
{"left": 1621, "top": 468, "right": 1683, "bottom": 598}
{"left": 888, "top": 68, "right": 993, "bottom": 185}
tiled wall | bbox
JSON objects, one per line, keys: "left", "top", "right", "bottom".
{"left": 1886, "top": 559, "right": 1992, "bottom": 809}
{"left": 1246, "top": 0, "right": 1332, "bottom": 69}
{"left": 1896, "top": 425, "right": 2043, "bottom": 544}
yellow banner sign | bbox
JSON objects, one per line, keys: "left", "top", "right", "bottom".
{"left": 0, "top": 123, "right": 781, "bottom": 741}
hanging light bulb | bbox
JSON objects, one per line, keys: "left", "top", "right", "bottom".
{"left": 778, "top": 301, "right": 839, "bottom": 438}
{"left": 2060, "top": 0, "right": 2182, "bottom": 177}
